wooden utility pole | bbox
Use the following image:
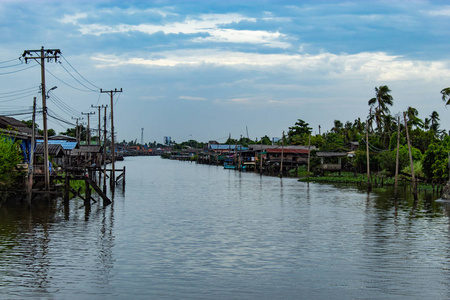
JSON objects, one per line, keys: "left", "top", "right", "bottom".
{"left": 81, "top": 111, "right": 95, "bottom": 145}
{"left": 27, "top": 97, "right": 37, "bottom": 206}
{"left": 92, "top": 105, "right": 105, "bottom": 145}
{"left": 394, "top": 116, "right": 401, "bottom": 197}
{"left": 307, "top": 134, "right": 311, "bottom": 185}
{"left": 280, "top": 131, "right": 285, "bottom": 178}
{"left": 72, "top": 117, "right": 83, "bottom": 143}
{"left": 404, "top": 112, "right": 418, "bottom": 201}
{"left": 103, "top": 105, "right": 108, "bottom": 193}
{"left": 100, "top": 88, "right": 122, "bottom": 186}
{"left": 22, "top": 47, "right": 60, "bottom": 190}
{"left": 366, "top": 123, "right": 371, "bottom": 192}
{"left": 260, "top": 138, "right": 263, "bottom": 175}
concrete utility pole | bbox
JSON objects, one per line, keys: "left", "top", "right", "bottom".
{"left": 82, "top": 111, "right": 95, "bottom": 145}
{"left": 100, "top": 88, "right": 122, "bottom": 186}
{"left": 22, "top": 47, "right": 60, "bottom": 191}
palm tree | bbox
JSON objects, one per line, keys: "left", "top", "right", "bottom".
{"left": 368, "top": 85, "right": 394, "bottom": 131}
{"left": 430, "top": 111, "right": 440, "bottom": 132}
{"left": 441, "top": 87, "right": 450, "bottom": 105}
{"left": 406, "top": 106, "right": 424, "bottom": 129}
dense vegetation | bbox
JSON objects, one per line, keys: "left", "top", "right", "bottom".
{"left": 0, "top": 134, "right": 24, "bottom": 189}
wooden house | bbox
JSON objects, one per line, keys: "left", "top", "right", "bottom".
{"left": 316, "top": 152, "right": 349, "bottom": 175}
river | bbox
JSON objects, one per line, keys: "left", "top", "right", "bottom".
{"left": 1, "top": 156, "right": 450, "bottom": 299}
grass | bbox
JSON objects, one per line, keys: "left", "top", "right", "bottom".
{"left": 297, "top": 171, "right": 444, "bottom": 193}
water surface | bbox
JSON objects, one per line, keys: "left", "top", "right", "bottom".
{"left": 1, "top": 156, "right": 449, "bottom": 299}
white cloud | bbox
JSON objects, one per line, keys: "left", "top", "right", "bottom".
{"left": 427, "top": 7, "right": 450, "bottom": 16}
{"left": 71, "top": 12, "right": 288, "bottom": 48}
{"left": 179, "top": 96, "right": 207, "bottom": 101}
{"left": 59, "top": 13, "right": 87, "bottom": 24}
{"left": 193, "top": 29, "right": 290, "bottom": 48}
{"left": 91, "top": 49, "right": 450, "bottom": 83}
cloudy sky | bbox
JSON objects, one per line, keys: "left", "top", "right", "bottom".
{"left": 1, "top": 0, "right": 450, "bottom": 144}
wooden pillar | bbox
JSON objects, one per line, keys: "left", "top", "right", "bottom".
{"left": 64, "top": 173, "right": 70, "bottom": 203}
{"left": 404, "top": 112, "right": 418, "bottom": 201}
{"left": 85, "top": 178, "right": 91, "bottom": 207}
{"left": 394, "top": 116, "right": 400, "bottom": 197}
{"left": 122, "top": 166, "right": 126, "bottom": 191}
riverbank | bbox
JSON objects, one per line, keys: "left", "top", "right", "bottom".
{"left": 297, "top": 171, "right": 444, "bottom": 194}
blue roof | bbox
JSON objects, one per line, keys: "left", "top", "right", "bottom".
{"left": 37, "top": 139, "right": 78, "bottom": 150}
{"left": 209, "top": 144, "right": 247, "bottom": 151}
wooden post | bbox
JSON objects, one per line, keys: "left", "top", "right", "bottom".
{"left": 260, "top": 139, "right": 263, "bottom": 175}
{"left": 404, "top": 112, "right": 418, "bottom": 201}
{"left": 103, "top": 105, "right": 107, "bottom": 194}
{"left": 366, "top": 123, "right": 371, "bottom": 192}
{"left": 122, "top": 166, "right": 126, "bottom": 191}
{"left": 307, "top": 134, "right": 311, "bottom": 185}
{"left": 280, "top": 131, "right": 284, "bottom": 178}
{"left": 64, "top": 173, "right": 70, "bottom": 203}
{"left": 394, "top": 116, "right": 400, "bottom": 197}
{"left": 26, "top": 97, "right": 37, "bottom": 207}
{"left": 85, "top": 177, "right": 91, "bottom": 207}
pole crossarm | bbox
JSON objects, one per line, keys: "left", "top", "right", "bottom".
{"left": 22, "top": 48, "right": 61, "bottom": 63}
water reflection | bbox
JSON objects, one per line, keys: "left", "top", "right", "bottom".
{"left": 1, "top": 157, "right": 450, "bottom": 299}
{"left": 0, "top": 195, "right": 115, "bottom": 298}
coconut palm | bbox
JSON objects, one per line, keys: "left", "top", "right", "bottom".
{"left": 430, "top": 111, "right": 440, "bottom": 132}
{"left": 441, "top": 87, "right": 450, "bottom": 105}
{"left": 368, "top": 85, "right": 394, "bottom": 131}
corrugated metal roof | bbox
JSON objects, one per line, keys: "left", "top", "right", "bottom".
{"left": 209, "top": 144, "right": 247, "bottom": 151}
{"left": 35, "top": 144, "right": 65, "bottom": 156}
{"left": 316, "top": 152, "right": 349, "bottom": 157}
{"left": 37, "top": 139, "right": 79, "bottom": 150}
{"left": 266, "top": 148, "right": 309, "bottom": 154}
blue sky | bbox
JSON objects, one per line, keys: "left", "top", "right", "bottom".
{"left": 1, "top": 0, "right": 450, "bottom": 144}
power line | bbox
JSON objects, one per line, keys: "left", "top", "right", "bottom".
{"left": 0, "top": 86, "right": 39, "bottom": 96}
{"left": 0, "top": 57, "right": 20, "bottom": 64}
{"left": 47, "top": 90, "right": 82, "bottom": 117}
{"left": 43, "top": 64, "right": 95, "bottom": 92}
{"left": 58, "top": 62, "right": 97, "bottom": 92}
{"left": 60, "top": 54, "right": 101, "bottom": 90}
{"left": 0, "top": 64, "right": 38, "bottom": 75}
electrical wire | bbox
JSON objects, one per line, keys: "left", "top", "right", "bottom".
{"left": 44, "top": 66, "right": 95, "bottom": 92}
{"left": 58, "top": 62, "right": 98, "bottom": 92}
{"left": 0, "top": 86, "right": 39, "bottom": 96}
{"left": 0, "top": 63, "right": 38, "bottom": 75}
{"left": 0, "top": 57, "right": 21, "bottom": 64}
{"left": 60, "top": 54, "right": 101, "bottom": 90}
{"left": 47, "top": 91, "right": 82, "bottom": 117}
{"left": 114, "top": 92, "right": 121, "bottom": 105}
{"left": 0, "top": 63, "right": 22, "bottom": 69}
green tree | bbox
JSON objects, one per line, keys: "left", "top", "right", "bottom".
{"left": 287, "top": 119, "right": 312, "bottom": 145}
{"left": 422, "top": 136, "right": 450, "bottom": 183}
{"left": 368, "top": 85, "right": 394, "bottom": 131}
{"left": 0, "top": 135, "right": 23, "bottom": 188}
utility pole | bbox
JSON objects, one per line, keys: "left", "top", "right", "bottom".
{"left": 100, "top": 88, "right": 122, "bottom": 186}
{"left": 404, "top": 111, "right": 418, "bottom": 201}
{"left": 280, "top": 131, "right": 285, "bottom": 178}
{"left": 92, "top": 105, "right": 105, "bottom": 146}
{"left": 72, "top": 117, "right": 83, "bottom": 143}
{"left": 103, "top": 105, "right": 108, "bottom": 193}
{"left": 81, "top": 111, "right": 95, "bottom": 145}
{"left": 27, "top": 97, "right": 37, "bottom": 206}
{"left": 22, "top": 47, "right": 60, "bottom": 191}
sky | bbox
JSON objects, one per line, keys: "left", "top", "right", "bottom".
{"left": 1, "top": 0, "right": 450, "bottom": 144}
